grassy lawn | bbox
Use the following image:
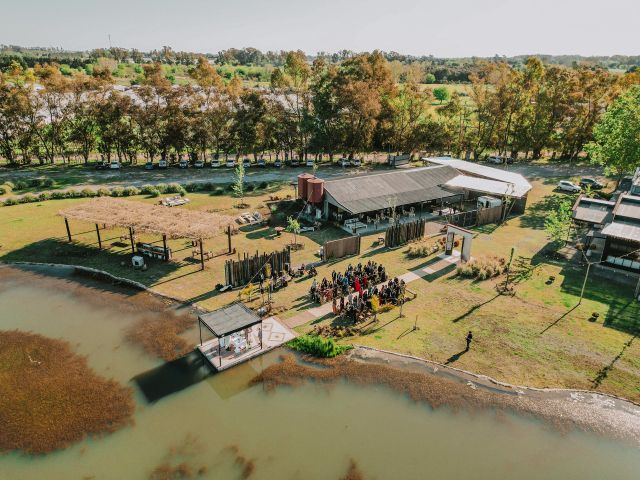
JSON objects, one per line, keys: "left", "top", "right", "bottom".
{"left": 1, "top": 178, "right": 639, "bottom": 402}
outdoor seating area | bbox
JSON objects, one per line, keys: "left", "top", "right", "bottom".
{"left": 159, "top": 195, "right": 190, "bottom": 207}
{"left": 237, "top": 211, "right": 263, "bottom": 225}
{"left": 309, "top": 260, "right": 389, "bottom": 306}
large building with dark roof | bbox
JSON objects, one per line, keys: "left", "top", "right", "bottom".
{"left": 297, "top": 159, "right": 532, "bottom": 226}
{"left": 573, "top": 193, "right": 640, "bottom": 275}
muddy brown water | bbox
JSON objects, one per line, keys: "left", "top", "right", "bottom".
{"left": 0, "top": 265, "right": 639, "bottom": 480}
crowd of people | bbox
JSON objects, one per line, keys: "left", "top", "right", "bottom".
{"left": 307, "top": 260, "right": 406, "bottom": 322}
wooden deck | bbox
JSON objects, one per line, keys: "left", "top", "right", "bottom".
{"left": 197, "top": 316, "right": 296, "bottom": 371}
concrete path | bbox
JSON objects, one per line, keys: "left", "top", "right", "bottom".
{"left": 283, "top": 250, "right": 461, "bottom": 329}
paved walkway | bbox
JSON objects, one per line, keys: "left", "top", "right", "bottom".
{"left": 283, "top": 250, "right": 461, "bottom": 328}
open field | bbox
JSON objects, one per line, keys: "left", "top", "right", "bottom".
{"left": 1, "top": 176, "right": 639, "bottom": 402}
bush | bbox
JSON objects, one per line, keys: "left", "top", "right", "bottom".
{"left": 97, "top": 187, "right": 111, "bottom": 197}
{"left": 246, "top": 183, "right": 256, "bottom": 192}
{"left": 4, "top": 181, "right": 15, "bottom": 190}
{"left": 51, "top": 191, "right": 68, "bottom": 200}
{"left": 122, "top": 186, "right": 140, "bottom": 197}
{"left": 19, "top": 194, "right": 38, "bottom": 204}
{"left": 110, "top": 187, "right": 125, "bottom": 197}
{"left": 165, "top": 183, "right": 183, "bottom": 194}
{"left": 213, "top": 186, "right": 225, "bottom": 196}
{"left": 0, "top": 186, "right": 6, "bottom": 195}
{"left": 13, "top": 180, "right": 28, "bottom": 190}
{"left": 38, "top": 192, "right": 51, "bottom": 202}
{"left": 3, "top": 197, "right": 19, "bottom": 206}
{"left": 456, "top": 256, "right": 507, "bottom": 280}
{"left": 259, "top": 181, "right": 269, "bottom": 190}
{"left": 41, "top": 178, "right": 54, "bottom": 188}
{"left": 287, "top": 335, "right": 352, "bottom": 358}
{"left": 154, "top": 183, "right": 168, "bottom": 194}
{"left": 185, "top": 182, "right": 200, "bottom": 192}
{"left": 81, "top": 188, "right": 96, "bottom": 197}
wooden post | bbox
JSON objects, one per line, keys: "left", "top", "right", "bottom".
{"left": 199, "top": 238, "right": 204, "bottom": 270}
{"left": 64, "top": 217, "right": 72, "bottom": 242}
{"left": 129, "top": 227, "right": 135, "bottom": 254}
{"left": 95, "top": 223, "right": 102, "bottom": 249}
{"left": 227, "top": 224, "right": 232, "bottom": 253}
{"left": 162, "top": 234, "right": 168, "bottom": 261}
{"left": 578, "top": 262, "right": 591, "bottom": 305}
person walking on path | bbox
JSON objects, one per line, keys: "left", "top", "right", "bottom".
{"left": 465, "top": 331, "right": 473, "bottom": 351}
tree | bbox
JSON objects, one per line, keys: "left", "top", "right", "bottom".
{"left": 425, "top": 73, "right": 436, "bottom": 84}
{"left": 232, "top": 162, "right": 245, "bottom": 206}
{"left": 286, "top": 216, "right": 301, "bottom": 246}
{"left": 544, "top": 199, "right": 573, "bottom": 250}
{"left": 433, "top": 86, "right": 450, "bottom": 104}
{"left": 586, "top": 85, "right": 640, "bottom": 186}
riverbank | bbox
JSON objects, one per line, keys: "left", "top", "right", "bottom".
{"left": 253, "top": 350, "right": 640, "bottom": 446}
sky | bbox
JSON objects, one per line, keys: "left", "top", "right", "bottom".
{"left": 2, "top": 0, "right": 639, "bottom": 57}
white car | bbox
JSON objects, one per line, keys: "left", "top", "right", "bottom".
{"left": 210, "top": 158, "right": 221, "bottom": 168}
{"left": 306, "top": 159, "right": 315, "bottom": 167}
{"left": 109, "top": 161, "right": 121, "bottom": 170}
{"left": 242, "top": 158, "right": 252, "bottom": 168}
{"left": 350, "top": 158, "right": 361, "bottom": 167}
{"left": 194, "top": 159, "right": 204, "bottom": 168}
{"left": 158, "top": 159, "right": 168, "bottom": 169}
{"left": 226, "top": 159, "right": 236, "bottom": 168}
{"left": 339, "top": 158, "right": 350, "bottom": 167}
{"left": 557, "top": 180, "right": 581, "bottom": 193}
{"left": 487, "top": 156, "right": 505, "bottom": 164}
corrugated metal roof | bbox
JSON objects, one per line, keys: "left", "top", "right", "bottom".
{"left": 615, "top": 195, "right": 640, "bottom": 221}
{"left": 444, "top": 175, "right": 530, "bottom": 198}
{"left": 425, "top": 157, "right": 532, "bottom": 195}
{"left": 573, "top": 198, "right": 615, "bottom": 224}
{"left": 323, "top": 165, "right": 459, "bottom": 214}
{"left": 601, "top": 222, "right": 640, "bottom": 242}
{"left": 198, "top": 303, "right": 261, "bottom": 337}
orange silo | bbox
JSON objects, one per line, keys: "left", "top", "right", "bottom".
{"left": 297, "top": 173, "right": 313, "bottom": 200}
{"left": 307, "top": 178, "right": 325, "bottom": 204}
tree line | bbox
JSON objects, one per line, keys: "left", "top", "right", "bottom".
{"left": 1, "top": 52, "right": 638, "bottom": 168}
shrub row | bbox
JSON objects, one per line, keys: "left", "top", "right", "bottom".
{"left": 1, "top": 179, "right": 278, "bottom": 207}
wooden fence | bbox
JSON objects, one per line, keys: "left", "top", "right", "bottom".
{"left": 477, "top": 205, "right": 503, "bottom": 225}
{"left": 446, "top": 205, "right": 503, "bottom": 228}
{"left": 385, "top": 219, "right": 426, "bottom": 248}
{"left": 323, "top": 236, "right": 361, "bottom": 261}
{"left": 224, "top": 248, "right": 291, "bottom": 287}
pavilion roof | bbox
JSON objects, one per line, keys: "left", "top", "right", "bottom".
{"left": 59, "top": 197, "right": 235, "bottom": 239}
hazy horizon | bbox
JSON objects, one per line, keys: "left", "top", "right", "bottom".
{"left": 3, "top": 0, "right": 639, "bottom": 57}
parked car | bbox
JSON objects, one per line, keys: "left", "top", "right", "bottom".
{"left": 226, "top": 158, "right": 236, "bottom": 168}
{"left": 109, "top": 161, "right": 121, "bottom": 170}
{"left": 211, "top": 158, "right": 221, "bottom": 168}
{"left": 557, "top": 180, "right": 581, "bottom": 193}
{"left": 291, "top": 158, "right": 300, "bottom": 167}
{"left": 178, "top": 159, "right": 189, "bottom": 169}
{"left": 487, "top": 156, "right": 505, "bottom": 164}
{"left": 274, "top": 159, "right": 282, "bottom": 168}
{"left": 242, "top": 158, "right": 252, "bottom": 168}
{"left": 158, "top": 159, "right": 168, "bottom": 169}
{"left": 579, "top": 177, "right": 604, "bottom": 190}
{"left": 506, "top": 157, "right": 515, "bottom": 164}
{"left": 339, "top": 158, "right": 350, "bottom": 167}
{"left": 257, "top": 158, "right": 266, "bottom": 167}
{"left": 350, "top": 158, "right": 361, "bottom": 167}
{"left": 305, "top": 159, "right": 315, "bottom": 167}
{"left": 194, "top": 159, "right": 204, "bottom": 168}
{"left": 144, "top": 161, "right": 154, "bottom": 170}
{"left": 95, "top": 161, "right": 109, "bottom": 170}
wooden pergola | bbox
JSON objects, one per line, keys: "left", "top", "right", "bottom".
{"left": 59, "top": 197, "right": 235, "bottom": 269}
